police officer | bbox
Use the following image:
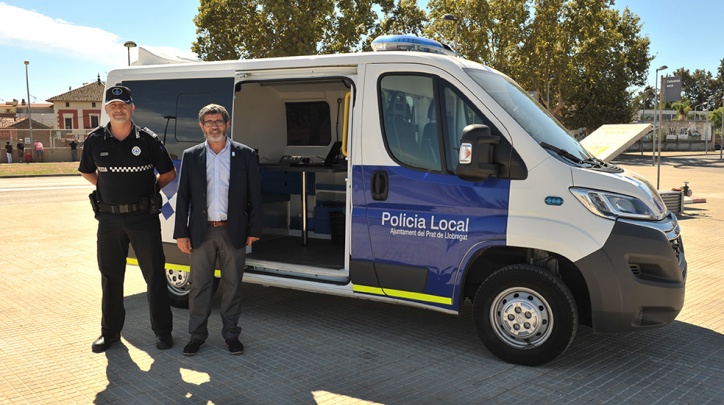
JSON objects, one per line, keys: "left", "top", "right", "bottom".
{"left": 79, "top": 85, "right": 176, "bottom": 353}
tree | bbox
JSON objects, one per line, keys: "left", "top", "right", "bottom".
{"left": 325, "top": 0, "right": 390, "bottom": 53}
{"left": 193, "top": 0, "right": 385, "bottom": 60}
{"left": 670, "top": 99, "right": 690, "bottom": 121}
{"left": 518, "top": 0, "right": 566, "bottom": 109}
{"left": 193, "top": 0, "right": 652, "bottom": 131}
{"left": 713, "top": 58, "right": 724, "bottom": 109}
{"left": 426, "top": 0, "right": 531, "bottom": 78}
{"left": 633, "top": 86, "right": 657, "bottom": 110}
{"left": 559, "top": 1, "right": 651, "bottom": 130}
{"left": 711, "top": 107, "right": 722, "bottom": 136}
{"left": 368, "top": 0, "right": 427, "bottom": 50}
{"left": 425, "top": 0, "right": 492, "bottom": 63}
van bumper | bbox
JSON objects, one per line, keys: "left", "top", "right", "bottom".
{"left": 574, "top": 212, "right": 686, "bottom": 333}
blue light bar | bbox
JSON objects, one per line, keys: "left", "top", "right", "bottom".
{"left": 371, "top": 35, "right": 455, "bottom": 56}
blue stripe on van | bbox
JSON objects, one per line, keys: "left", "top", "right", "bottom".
{"left": 351, "top": 164, "right": 510, "bottom": 310}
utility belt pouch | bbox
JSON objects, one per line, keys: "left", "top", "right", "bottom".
{"left": 89, "top": 191, "right": 100, "bottom": 215}
{"left": 146, "top": 193, "right": 162, "bottom": 214}
{"left": 147, "top": 182, "right": 161, "bottom": 214}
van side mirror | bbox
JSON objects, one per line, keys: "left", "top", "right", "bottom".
{"left": 457, "top": 124, "right": 500, "bottom": 182}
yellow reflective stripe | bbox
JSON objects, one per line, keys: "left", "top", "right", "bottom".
{"left": 126, "top": 258, "right": 189, "bottom": 272}
{"left": 384, "top": 288, "right": 452, "bottom": 305}
{"left": 166, "top": 263, "right": 190, "bottom": 271}
{"left": 353, "top": 285, "right": 385, "bottom": 295}
{"left": 125, "top": 259, "right": 220, "bottom": 277}
{"left": 353, "top": 285, "right": 452, "bottom": 305}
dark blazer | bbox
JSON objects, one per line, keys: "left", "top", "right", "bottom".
{"left": 173, "top": 140, "right": 262, "bottom": 249}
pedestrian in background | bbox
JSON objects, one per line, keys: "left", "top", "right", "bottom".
{"left": 5, "top": 141, "right": 12, "bottom": 163}
{"left": 78, "top": 85, "right": 176, "bottom": 353}
{"left": 69, "top": 139, "right": 78, "bottom": 162}
{"left": 174, "top": 103, "right": 262, "bottom": 356}
{"left": 33, "top": 140, "right": 44, "bottom": 162}
{"left": 17, "top": 140, "right": 24, "bottom": 162}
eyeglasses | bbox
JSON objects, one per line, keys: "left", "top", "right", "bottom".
{"left": 202, "top": 119, "right": 226, "bottom": 128}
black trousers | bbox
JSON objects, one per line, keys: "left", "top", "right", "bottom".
{"left": 96, "top": 212, "right": 173, "bottom": 338}
{"left": 188, "top": 226, "right": 246, "bottom": 341}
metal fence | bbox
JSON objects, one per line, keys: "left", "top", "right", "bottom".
{"left": 1, "top": 128, "right": 87, "bottom": 163}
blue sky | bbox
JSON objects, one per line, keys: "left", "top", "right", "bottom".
{"left": 1, "top": 0, "right": 722, "bottom": 104}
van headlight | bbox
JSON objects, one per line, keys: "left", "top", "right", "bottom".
{"left": 570, "top": 188, "right": 664, "bottom": 220}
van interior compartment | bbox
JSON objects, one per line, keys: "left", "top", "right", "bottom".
{"left": 233, "top": 77, "right": 351, "bottom": 274}
{"left": 248, "top": 235, "right": 344, "bottom": 267}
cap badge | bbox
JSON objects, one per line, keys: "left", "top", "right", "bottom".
{"left": 112, "top": 88, "right": 123, "bottom": 95}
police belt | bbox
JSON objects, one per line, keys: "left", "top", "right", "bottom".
{"left": 98, "top": 200, "right": 149, "bottom": 214}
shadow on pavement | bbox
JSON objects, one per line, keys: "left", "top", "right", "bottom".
{"left": 91, "top": 285, "right": 724, "bottom": 404}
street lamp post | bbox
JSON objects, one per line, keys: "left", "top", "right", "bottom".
{"left": 442, "top": 14, "right": 458, "bottom": 55}
{"left": 704, "top": 100, "right": 709, "bottom": 153}
{"left": 653, "top": 65, "right": 668, "bottom": 168}
{"left": 546, "top": 75, "right": 555, "bottom": 111}
{"left": 721, "top": 96, "right": 723, "bottom": 160}
{"left": 24, "top": 60, "right": 33, "bottom": 146}
{"left": 124, "top": 41, "right": 137, "bottom": 66}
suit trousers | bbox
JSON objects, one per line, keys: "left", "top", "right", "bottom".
{"left": 188, "top": 226, "right": 246, "bottom": 341}
{"left": 96, "top": 212, "right": 173, "bottom": 338}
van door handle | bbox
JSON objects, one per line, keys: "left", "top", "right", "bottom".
{"left": 371, "top": 170, "right": 388, "bottom": 201}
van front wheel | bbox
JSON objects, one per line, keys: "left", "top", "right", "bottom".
{"left": 473, "top": 264, "right": 578, "bottom": 366}
{"left": 165, "top": 269, "right": 219, "bottom": 309}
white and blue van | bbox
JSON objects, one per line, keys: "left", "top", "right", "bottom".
{"left": 104, "top": 36, "right": 686, "bottom": 366}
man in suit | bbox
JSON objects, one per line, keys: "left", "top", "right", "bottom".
{"left": 173, "top": 104, "right": 262, "bottom": 356}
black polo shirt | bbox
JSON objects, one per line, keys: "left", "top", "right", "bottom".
{"left": 79, "top": 122, "right": 174, "bottom": 205}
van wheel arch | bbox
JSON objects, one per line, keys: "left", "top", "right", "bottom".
{"left": 165, "top": 269, "right": 220, "bottom": 309}
{"left": 473, "top": 263, "right": 578, "bottom": 365}
{"left": 461, "top": 247, "right": 591, "bottom": 327}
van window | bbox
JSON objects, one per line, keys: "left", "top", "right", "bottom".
{"left": 285, "top": 101, "right": 331, "bottom": 146}
{"left": 379, "top": 74, "right": 504, "bottom": 174}
{"left": 440, "top": 83, "right": 487, "bottom": 173}
{"left": 465, "top": 68, "right": 590, "bottom": 161}
{"left": 379, "top": 75, "right": 441, "bottom": 171}
{"left": 123, "top": 77, "right": 233, "bottom": 159}
{"left": 175, "top": 93, "right": 214, "bottom": 142}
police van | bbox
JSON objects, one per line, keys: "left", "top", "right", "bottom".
{"left": 103, "top": 35, "right": 686, "bottom": 366}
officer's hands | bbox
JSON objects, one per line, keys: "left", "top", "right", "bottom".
{"left": 247, "top": 236, "right": 259, "bottom": 246}
{"left": 177, "top": 237, "right": 192, "bottom": 254}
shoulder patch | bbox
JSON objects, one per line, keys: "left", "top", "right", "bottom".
{"left": 87, "top": 126, "right": 105, "bottom": 138}
{"left": 139, "top": 127, "right": 158, "bottom": 138}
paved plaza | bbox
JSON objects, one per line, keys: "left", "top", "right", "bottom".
{"left": 0, "top": 152, "right": 723, "bottom": 404}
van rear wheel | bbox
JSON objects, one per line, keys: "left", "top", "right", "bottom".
{"left": 165, "top": 269, "right": 219, "bottom": 309}
{"left": 473, "top": 264, "right": 578, "bottom": 366}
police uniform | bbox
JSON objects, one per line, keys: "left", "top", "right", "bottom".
{"left": 79, "top": 121, "right": 174, "bottom": 342}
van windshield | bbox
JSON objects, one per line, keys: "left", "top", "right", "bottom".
{"left": 465, "top": 69, "right": 592, "bottom": 163}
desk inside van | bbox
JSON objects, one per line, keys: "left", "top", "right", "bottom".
{"left": 261, "top": 163, "right": 346, "bottom": 246}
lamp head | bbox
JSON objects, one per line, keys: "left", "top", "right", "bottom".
{"left": 442, "top": 14, "right": 457, "bottom": 22}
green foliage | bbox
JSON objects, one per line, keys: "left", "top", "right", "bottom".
{"left": 192, "top": 0, "right": 675, "bottom": 131}
{"left": 671, "top": 99, "right": 690, "bottom": 120}
{"left": 193, "top": 0, "right": 366, "bottom": 59}
{"left": 633, "top": 86, "right": 657, "bottom": 111}
{"left": 558, "top": 1, "right": 651, "bottom": 130}
{"left": 672, "top": 68, "right": 717, "bottom": 107}
{"left": 368, "top": 0, "right": 428, "bottom": 50}
{"left": 711, "top": 107, "right": 723, "bottom": 135}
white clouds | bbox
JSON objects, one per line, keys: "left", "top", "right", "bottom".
{"left": 0, "top": 3, "right": 196, "bottom": 67}
{"left": 0, "top": 2, "right": 200, "bottom": 102}
{"left": 0, "top": 3, "right": 127, "bottom": 65}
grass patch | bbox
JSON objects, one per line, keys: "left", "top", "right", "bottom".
{"left": 0, "top": 162, "right": 80, "bottom": 177}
